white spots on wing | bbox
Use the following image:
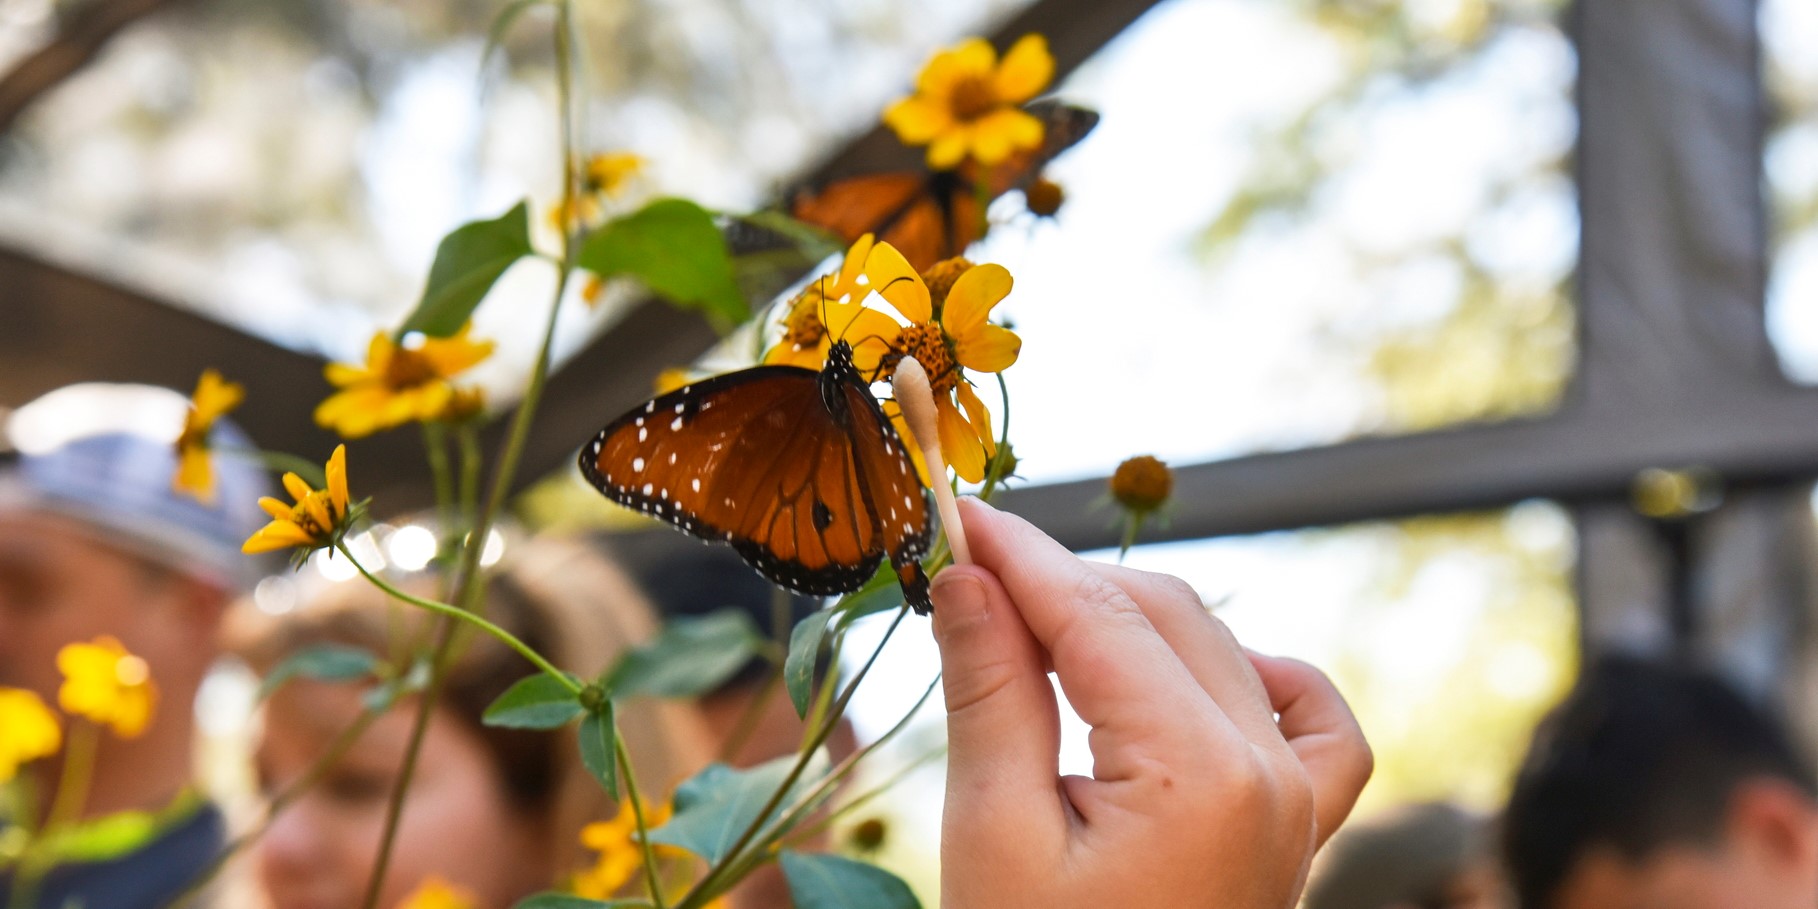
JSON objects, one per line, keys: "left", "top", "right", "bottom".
{"left": 668, "top": 452, "right": 677, "bottom": 465}
{"left": 638, "top": 427, "right": 648, "bottom": 442}
{"left": 902, "top": 523, "right": 912, "bottom": 534}
{"left": 681, "top": 386, "right": 691, "bottom": 396}
{"left": 675, "top": 402, "right": 686, "bottom": 414}
{"left": 643, "top": 483, "right": 654, "bottom": 495}
{"left": 692, "top": 478, "right": 701, "bottom": 493}
{"left": 710, "top": 443, "right": 724, "bottom": 453}
{"left": 645, "top": 401, "right": 656, "bottom": 414}
{"left": 701, "top": 401, "right": 713, "bottom": 411}
{"left": 660, "top": 488, "right": 669, "bottom": 499}
{"left": 723, "top": 497, "right": 733, "bottom": 507}
{"left": 671, "top": 417, "right": 684, "bottom": 431}
{"left": 635, "top": 417, "right": 644, "bottom": 427}
{"left": 903, "top": 494, "right": 912, "bottom": 508}
{"left": 632, "top": 457, "right": 645, "bottom": 472}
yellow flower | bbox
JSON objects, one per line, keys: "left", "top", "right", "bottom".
{"left": 550, "top": 152, "right": 647, "bottom": 231}
{"left": 763, "top": 234, "right": 900, "bottom": 374}
{"left": 0, "top": 687, "right": 61, "bottom": 781}
{"left": 573, "top": 799, "right": 675, "bottom": 899}
{"left": 884, "top": 34, "right": 1053, "bottom": 170}
{"left": 653, "top": 368, "right": 693, "bottom": 396}
{"left": 243, "top": 445, "right": 352, "bottom": 555}
{"left": 395, "top": 876, "right": 477, "bottom": 909}
{"left": 315, "top": 324, "right": 495, "bottom": 439}
{"left": 865, "top": 242, "right": 1021, "bottom": 483}
{"left": 171, "top": 369, "right": 245, "bottom": 504}
{"left": 57, "top": 637, "right": 157, "bottom": 739}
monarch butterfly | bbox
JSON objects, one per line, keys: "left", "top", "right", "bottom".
{"left": 790, "top": 100, "right": 1099, "bottom": 272}
{"left": 579, "top": 341, "right": 934, "bottom": 613}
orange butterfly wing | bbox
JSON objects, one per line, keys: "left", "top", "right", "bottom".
{"left": 580, "top": 344, "right": 933, "bottom": 611}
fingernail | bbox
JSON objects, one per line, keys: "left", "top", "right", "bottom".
{"left": 956, "top": 495, "right": 995, "bottom": 516}
{"left": 931, "top": 572, "right": 989, "bottom": 638}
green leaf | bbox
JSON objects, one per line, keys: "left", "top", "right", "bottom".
{"left": 833, "top": 566, "right": 906, "bottom": 626}
{"left": 513, "top": 895, "right": 651, "bottom": 909}
{"left": 399, "top": 201, "right": 534, "bottom": 337}
{"left": 483, "top": 673, "right": 584, "bottom": 729}
{"left": 577, "top": 198, "right": 747, "bottom": 327}
{"left": 579, "top": 704, "right": 619, "bottom": 799}
{"left": 258, "top": 645, "right": 380, "bottom": 700}
{"left": 609, "top": 610, "right": 764, "bottom": 699}
{"left": 785, "top": 610, "right": 834, "bottom": 718}
{"left": 779, "top": 851, "right": 922, "bottom": 909}
{"left": 646, "top": 752, "right": 827, "bottom": 864}
{"left": 728, "top": 210, "right": 843, "bottom": 260}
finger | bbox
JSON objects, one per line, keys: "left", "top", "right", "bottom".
{"left": 959, "top": 498, "right": 1241, "bottom": 777}
{"left": 1090, "top": 562, "right": 1283, "bottom": 749}
{"left": 1247, "top": 652, "right": 1373, "bottom": 847}
{"left": 930, "top": 565, "right": 1068, "bottom": 845}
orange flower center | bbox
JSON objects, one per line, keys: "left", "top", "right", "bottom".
{"left": 893, "top": 323, "right": 958, "bottom": 394}
{"left": 289, "top": 492, "right": 341, "bottom": 537}
{"left": 921, "top": 257, "right": 974, "bottom": 315}
{"left": 1110, "top": 455, "right": 1173, "bottom": 513}
{"left": 949, "top": 76, "right": 998, "bottom": 122}
{"left": 383, "top": 347, "right": 441, "bottom": 389}
{"left": 779, "top": 289, "right": 828, "bottom": 348}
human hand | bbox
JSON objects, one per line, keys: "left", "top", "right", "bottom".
{"left": 933, "top": 498, "right": 1372, "bottom": 909}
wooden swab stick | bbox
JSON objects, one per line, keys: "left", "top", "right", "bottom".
{"left": 892, "top": 356, "right": 972, "bottom": 566}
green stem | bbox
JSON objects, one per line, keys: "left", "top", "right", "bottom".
{"left": 423, "top": 422, "right": 454, "bottom": 539}
{"left": 336, "top": 542, "right": 577, "bottom": 694}
{"left": 354, "top": 3, "right": 582, "bottom": 905}
{"left": 784, "top": 745, "right": 948, "bottom": 848}
{"left": 457, "top": 423, "right": 483, "bottom": 536}
{"left": 9, "top": 720, "right": 99, "bottom": 909}
{"left": 677, "top": 605, "right": 911, "bottom": 909}
{"left": 615, "top": 737, "right": 668, "bottom": 909}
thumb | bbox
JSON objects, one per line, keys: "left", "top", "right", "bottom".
{"left": 932, "top": 565, "right": 1065, "bottom": 843}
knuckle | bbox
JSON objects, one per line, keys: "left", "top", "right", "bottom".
{"left": 943, "top": 657, "right": 1022, "bottom": 718}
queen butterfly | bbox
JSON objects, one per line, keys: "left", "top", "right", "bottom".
{"left": 789, "top": 100, "right": 1099, "bottom": 272}
{"left": 579, "top": 341, "right": 934, "bottom": 613}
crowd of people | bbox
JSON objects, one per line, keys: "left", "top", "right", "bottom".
{"left": 2, "top": 381, "right": 1813, "bottom": 908}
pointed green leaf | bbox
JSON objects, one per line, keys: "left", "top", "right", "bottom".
{"left": 646, "top": 752, "right": 826, "bottom": 864}
{"left": 258, "top": 645, "right": 380, "bottom": 700}
{"left": 400, "top": 201, "right": 534, "bottom": 337}
{"left": 577, "top": 198, "right": 747, "bottom": 327}
{"left": 779, "top": 851, "right": 922, "bottom": 909}
{"left": 608, "top": 610, "right": 763, "bottom": 699}
{"left": 833, "top": 566, "right": 905, "bottom": 626}
{"left": 483, "top": 673, "right": 584, "bottom": 729}
{"left": 785, "top": 610, "right": 833, "bottom": 717}
{"left": 579, "top": 704, "right": 619, "bottom": 798}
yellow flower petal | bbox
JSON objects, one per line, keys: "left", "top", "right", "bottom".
{"left": 926, "top": 131, "right": 970, "bottom": 171}
{"left": 935, "top": 394, "right": 988, "bottom": 483}
{"left": 865, "top": 242, "right": 932, "bottom": 324}
{"left": 281, "top": 473, "right": 313, "bottom": 502}
{"left": 916, "top": 38, "right": 995, "bottom": 99}
{"left": 763, "top": 341, "right": 828, "bottom": 370}
{"left": 257, "top": 497, "right": 294, "bottom": 521}
{"left": 419, "top": 327, "right": 495, "bottom": 378}
{"left": 191, "top": 369, "right": 245, "bottom": 423}
{"left": 954, "top": 323, "right": 1023, "bottom": 374}
{"left": 884, "top": 97, "right": 953, "bottom": 145}
{"left": 956, "top": 380, "right": 998, "bottom": 461}
{"left": 941, "top": 263, "right": 1012, "bottom": 338}
{"left": 0, "top": 687, "right": 61, "bottom": 782}
{"left": 324, "top": 361, "right": 371, "bottom": 388}
{"left": 56, "top": 637, "right": 158, "bottom": 739}
{"left": 173, "top": 447, "right": 216, "bottom": 504}
{"left": 836, "top": 234, "right": 875, "bottom": 299}
{"left": 243, "top": 520, "right": 316, "bottom": 554}
{"left": 992, "top": 34, "right": 1054, "bottom": 103}
{"left": 327, "top": 445, "right": 349, "bottom": 517}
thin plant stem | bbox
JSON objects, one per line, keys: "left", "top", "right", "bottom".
{"left": 9, "top": 720, "right": 100, "bottom": 909}
{"left": 676, "top": 605, "right": 911, "bottom": 909}
{"left": 422, "top": 422, "right": 454, "bottom": 534}
{"left": 336, "top": 542, "right": 575, "bottom": 693}
{"left": 785, "top": 745, "right": 948, "bottom": 848}
{"left": 615, "top": 737, "right": 668, "bottom": 909}
{"left": 457, "top": 423, "right": 483, "bottom": 533}
{"left": 354, "top": 2, "right": 582, "bottom": 904}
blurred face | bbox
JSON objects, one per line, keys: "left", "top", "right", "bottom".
{"left": 1550, "top": 784, "right": 1818, "bottom": 909}
{"left": 0, "top": 513, "right": 216, "bottom": 699}
{"left": 256, "top": 679, "right": 550, "bottom": 909}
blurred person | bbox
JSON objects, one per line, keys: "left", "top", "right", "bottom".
{"left": 1303, "top": 803, "right": 1509, "bottom": 909}
{"left": 1502, "top": 654, "right": 1818, "bottom": 909}
{"left": 231, "top": 534, "right": 716, "bottom": 909}
{"left": 0, "top": 382, "right": 268, "bottom": 908}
